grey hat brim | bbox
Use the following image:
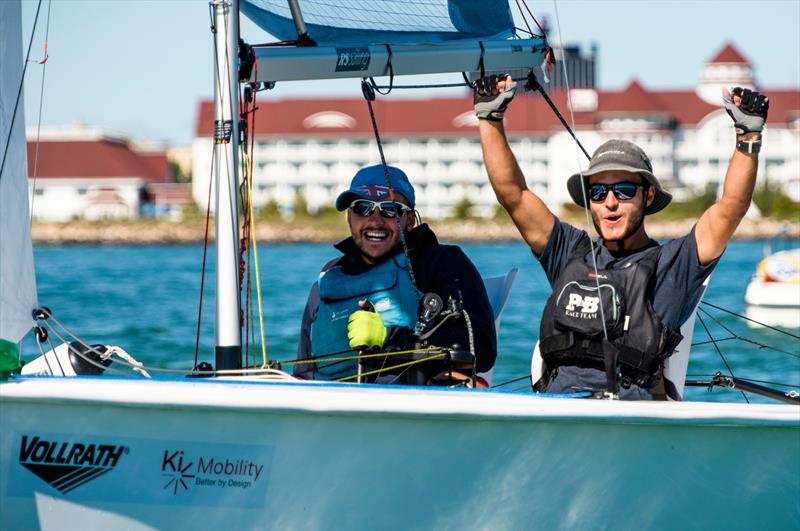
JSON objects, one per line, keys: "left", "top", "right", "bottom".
{"left": 567, "top": 164, "right": 672, "bottom": 215}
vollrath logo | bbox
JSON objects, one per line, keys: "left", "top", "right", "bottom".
{"left": 19, "top": 435, "right": 127, "bottom": 493}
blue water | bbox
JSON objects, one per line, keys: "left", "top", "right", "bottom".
{"left": 23, "top": 240, "right": 800, "bottom": 403}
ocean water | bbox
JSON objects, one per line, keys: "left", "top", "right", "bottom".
{"left": 22, "top": 239, "right": 799, "bottom": 403}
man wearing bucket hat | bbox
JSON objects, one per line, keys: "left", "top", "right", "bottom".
{"left": 295, "top": 164, "right": 496, "bottom": 385}
{"left": 474, "top": 75, "right": 769, "bottom": 399}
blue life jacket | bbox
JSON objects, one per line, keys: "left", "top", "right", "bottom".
{"left": 310, "top": 254, "right": 421, "bottom": 380}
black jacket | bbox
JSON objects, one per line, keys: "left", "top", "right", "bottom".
{"left": 297, "top": 224, "right": 497, "bottom": 375}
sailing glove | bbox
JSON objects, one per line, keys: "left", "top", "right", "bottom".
{"left": 474, "top": 74, "right": 516, "bottom": 121}
{"left": 723, "top": 87, "right": 769, "bottom": 135}
{"left": 347, "top": 308, "right": 387, "bottom": 350}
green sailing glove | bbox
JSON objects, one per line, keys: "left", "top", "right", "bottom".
{"left": 0, "top": 338, "right": 23, "bottom": 380}
{"left": 347, "top": 308, "right": 387, "bottom": 350}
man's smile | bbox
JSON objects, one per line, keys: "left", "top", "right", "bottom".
{"left": 363, "top": 229, "right": 389, "bottom": 242}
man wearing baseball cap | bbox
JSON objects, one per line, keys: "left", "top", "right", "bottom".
{"left": 474, "top": 75, "right": 769, "bottom": 399}
{"left": 295, "top": 164, "right": 496, "bottom": 385}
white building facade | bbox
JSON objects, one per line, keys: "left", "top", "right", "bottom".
{"left": 192, "top": 44, "right": 799, "bottom": 217}
{"left": 27, "top": 127, "right": 170, "bottom": 221}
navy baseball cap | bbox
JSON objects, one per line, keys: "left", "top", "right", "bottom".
{"left": 335, "top": 164, "right": 416, "bottom": 211}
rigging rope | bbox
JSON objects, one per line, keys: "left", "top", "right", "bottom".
{"left": 547, "top": 0, "right": 612, "bottom": 354}
{"left": 699, "top": 300, "right": 800, "bottom": 341}
{"left": 696, "top": 306, "right": 800, "bottom": 359}
{"left": 0, "top": 0, "right": 44, "bottom": 184}
{"left": 360, "top": 79, "right": 423, "bottom": 309}
{"left": 194, "top": 136, "right": 216, "bottom": 369}
{"left": 335, "top": 351, "right": 447, "bottom": 382}
{"left": 697, "top": 313, "right": 749, "bottom": 403}
{"left": 29, "top": 0, "right": 53, "bottom": 224}
{"left": 517, "top": 0, "right": 548, "bottom": 36}
{"left": 241, "top": 59, "right": 269, "bottom": 368}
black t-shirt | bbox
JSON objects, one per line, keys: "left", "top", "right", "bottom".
{"left": 538, "top": 219, "right": 720, "bottom": 331}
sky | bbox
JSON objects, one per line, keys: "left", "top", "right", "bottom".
{"left": 19, "top": 0, "right": 800, "bottom": 147}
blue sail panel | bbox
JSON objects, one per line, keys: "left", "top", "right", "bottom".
{"left": 241, "top": 0, "right": 515, "bottom": 44}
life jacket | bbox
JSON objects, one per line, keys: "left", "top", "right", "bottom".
{"left": 538, "top": 237, "right": 683, "bottom": 389}
{"left": 310, "top": 254, "right": 421, "bottom": 380}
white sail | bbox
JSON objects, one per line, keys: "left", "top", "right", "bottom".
{"left": 0, "top": 0, "right": 38, "bottom": 344}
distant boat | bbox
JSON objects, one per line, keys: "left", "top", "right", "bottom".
{"left": 745, "top": 248, "right": 800, "bottom": 328}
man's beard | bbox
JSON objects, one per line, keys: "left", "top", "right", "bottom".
{"left": 591, "top": 201, "right": 646, "bottom": 250}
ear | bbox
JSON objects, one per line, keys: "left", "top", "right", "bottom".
{"left": 405, "top": 209, "right": 418, "bottom": 230}
{"left": 645, "top": 186, "right": 656, "bottom": 207}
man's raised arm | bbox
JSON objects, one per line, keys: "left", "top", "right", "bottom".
{"left": 475, "top": 75, "right": 555, "bottom": 256}
{"left": 696, "top": 88, "right": 769, "bottom": 265}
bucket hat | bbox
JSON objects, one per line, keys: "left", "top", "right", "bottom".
{"left": 567, "top": 139, "right": 672, "bottom": 215}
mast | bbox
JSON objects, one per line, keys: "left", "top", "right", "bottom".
{"left": 211, "top": 0, "right": 242, "bottom": 371}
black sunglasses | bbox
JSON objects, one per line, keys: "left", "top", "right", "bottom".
{"left": 349, "top": 199, "right": 412, "bottom": 219}
{"left": 588, "top": 182, "right": 645, "bottom": 202}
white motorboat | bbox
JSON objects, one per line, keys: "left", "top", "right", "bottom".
{"left": 745, "top": 248, "right": 800, "bottom": 328}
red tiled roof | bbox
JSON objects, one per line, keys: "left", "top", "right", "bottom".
{"left": 26, "top": 139, "right": 169, "bottom": 182}
{"left": 599, "top": 79, "right": 670, "bottom": 115}
{"left": 195, "top": 86, "right": 800, "bottom": 137}
{"left": 708, "top": 42, "right": 751, "bottom": 64}
{"left": 139, "top": 153, "right": 171, "bottom": 182}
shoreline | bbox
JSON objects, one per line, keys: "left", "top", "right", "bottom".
{"left": 30, "top": 218, "right": 800, "bottom": 244}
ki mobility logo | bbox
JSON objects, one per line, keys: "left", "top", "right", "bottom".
{"left": 162, "top": 449, "right": 264, "bottom": 495}
{"left": 19, "top": 435, "right": 127, "bottom": 494}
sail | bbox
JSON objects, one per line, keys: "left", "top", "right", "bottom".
{"left": 241, "top": 0, "right": 515, "bottom": 44}
{"left": 0, "top": 0, "right": 38, "bottom": 344}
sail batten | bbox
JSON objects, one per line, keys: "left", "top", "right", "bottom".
{"left": 0, "top": 0, "right": 38, "bottom": 344}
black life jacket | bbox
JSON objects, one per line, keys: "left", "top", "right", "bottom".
{"left": 538, "top": 237, "right": 683, "bottom": 389}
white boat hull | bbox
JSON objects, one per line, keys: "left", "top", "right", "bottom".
{"left": 744, "top": 277, "right": 800, "bottom": 309}
{"left": 2, "top": 377, "right": 799, "bottom": 530}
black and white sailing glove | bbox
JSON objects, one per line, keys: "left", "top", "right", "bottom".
{"left": 723, "top": 87, "right": 769, "bottom": 135}
{"left": 474, "top": 74, "right": 516, "bottom": 121}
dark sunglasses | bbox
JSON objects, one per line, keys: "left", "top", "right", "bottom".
{"left": 349, "top": 199, "right": 412, "bottom": 219}
{"left": 588, "top": 182, "right": 645, "bottom": 202}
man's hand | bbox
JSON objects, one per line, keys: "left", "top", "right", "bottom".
{"left": 723, "top": 87, "right": 769, "bottom": 135}
{"left": 474, "top": 74, "right": 516, "bottom": 121}
{"left": 347, "top": 300, "right": 386, "bottom": 350}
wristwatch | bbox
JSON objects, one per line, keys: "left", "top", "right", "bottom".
{"left": 736, "top": 137, "right": 762, "bottom": 154}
